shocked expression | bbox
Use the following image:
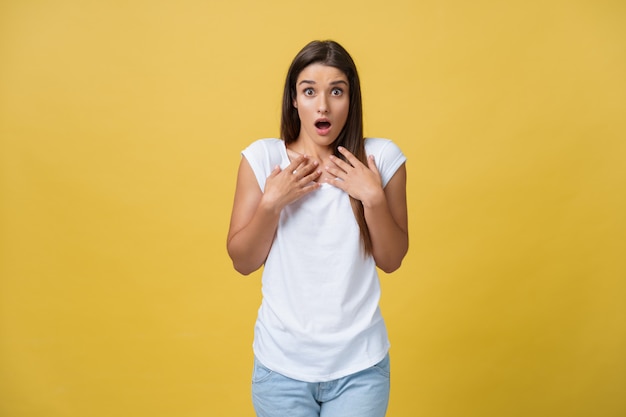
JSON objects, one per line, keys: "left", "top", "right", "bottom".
{"left": 293, "top": 63, "right": 350, "bottom": 147}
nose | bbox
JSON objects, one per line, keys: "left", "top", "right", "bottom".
{"left": 317, "top": 95, "right": 329, "bottom": 114}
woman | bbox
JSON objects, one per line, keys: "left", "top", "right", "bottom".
{"left": 227, "top": 40, "right": 408, "bottom": 417}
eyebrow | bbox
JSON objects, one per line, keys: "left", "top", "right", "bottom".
{"left": 298, "top": 79, "right": 349, "bottom": 86}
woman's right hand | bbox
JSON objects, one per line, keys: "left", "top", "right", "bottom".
{"left": 261, "top": 154, "right": 322, "bottom": 214}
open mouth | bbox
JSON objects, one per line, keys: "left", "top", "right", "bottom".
{"left": 315, "top": 121, "right": 331, "bottom": 129}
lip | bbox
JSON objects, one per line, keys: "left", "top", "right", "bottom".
{"left": 314, "top": 117, "right": 332, "bottom": 136}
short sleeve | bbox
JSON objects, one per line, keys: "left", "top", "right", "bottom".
{"left": 241, "top": 138, "right": 287, "bottom": 192}
{"left": 365, "top": 138, "right": 407, "bottom": 187}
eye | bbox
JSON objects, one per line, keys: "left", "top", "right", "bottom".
{"left": 331, "top": 88, "right": 344, "bottom": 96}
{"left": 303, "top": 88, "right": 315, "bottom": 96}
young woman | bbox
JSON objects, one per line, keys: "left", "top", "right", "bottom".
{"left": 227, "top": 40, "right": 408, "bottom": 417}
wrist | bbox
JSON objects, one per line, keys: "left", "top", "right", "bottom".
{"left": 259, "top": 194, "right": 284, "bottom": 216}
{"left": 361, "top": 187, "right": 386, "bottom": 209}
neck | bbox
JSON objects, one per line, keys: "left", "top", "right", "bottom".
{"left": 286, "top": 139, "right": 334, "bottom": 161}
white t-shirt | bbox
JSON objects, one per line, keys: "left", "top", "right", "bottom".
{"left": 242, "top": 138, "right": 406, "bottom": 382}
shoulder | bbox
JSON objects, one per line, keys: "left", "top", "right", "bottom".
{"left": 364, "top": 138, "right": 407, "bottom": 187}
{"left": 364, "top": 137, "right": 406, "bottom": 166}
{"left": 243, "top": 138, "right": 284, "bottom": 155}
{"left": 364, "top": 138, "right": 404, "bottom": 157}
{"left": 242, "top": 138, "right": 286, "bottom": 166}
{"left": 241, "top": 138, "right": 286, "bottom": 191}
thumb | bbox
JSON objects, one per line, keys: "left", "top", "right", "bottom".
{"left": 367, "top": 155, "right": 379, "bottom": 173}
{"left": 268, "top": 165, "right": 281, "bottom": 178}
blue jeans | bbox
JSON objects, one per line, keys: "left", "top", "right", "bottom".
{"left": 252, "top": 354, "right": 390, "bottom": 417}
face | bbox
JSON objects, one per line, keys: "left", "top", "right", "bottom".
{"left": 293, "top": 63, "right": 350, "bottom": 148}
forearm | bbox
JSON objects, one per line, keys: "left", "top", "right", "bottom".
{"left": 364, "top": 195, "right": 409, "bottom": 273}
{"left": 227, "top": 200, "right": 280, "bottom": 275}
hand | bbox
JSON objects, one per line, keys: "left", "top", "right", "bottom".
{"left": 261, "top": 154, "right": 322, "bottom": 213}
{"left": 325, "top": 146, "right": 385, "bottom": 207}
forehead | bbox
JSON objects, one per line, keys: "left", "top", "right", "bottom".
{"left": 296, "top": 63, "right": 348, "bottom": 83}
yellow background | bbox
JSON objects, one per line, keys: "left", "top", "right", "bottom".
{"left": 1, "top": 1, "right": 625, "bottom": 416}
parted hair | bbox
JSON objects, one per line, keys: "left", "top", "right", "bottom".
{"left": 280, "top": 40, "right": 372, "bottom": 254}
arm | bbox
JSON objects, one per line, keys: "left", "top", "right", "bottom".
{"left": 226, "top": 155, "right": 321, "bottom": 275}
{"left": 325, "top": 147, "right": 408, "bottom": 273}
{"left": 363, "top": 163, "right": 408, "bottom": 273}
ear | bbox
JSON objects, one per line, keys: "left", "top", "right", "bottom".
{"left": 292, "top": 99, "right": 298, "bottom": 109}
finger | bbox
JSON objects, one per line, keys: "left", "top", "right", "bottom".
{"left": 268, "top": 165, "right": 281, "bottom": 178}
{"left": 288, "top": 154, "right": 307, "bottom": 172}
{"left": 305, "top": 168, "right": 322, "bottom": 182}
{"left": 328, "top": 154, "right": 352, "bottom": 173}
{"left": 287, "top": 155, "right": 308, "bottom": 177}
{"left": 293, "top": 159, "right": 319, "bottom": 179}
{"left": 337, "top": 146, "right": 360, "bottom": 166}
{"left": 367, "top": 154, "right": 380, "bottom": 174}
{"left": 325, "top": 164, "right": 346, "bottom": 180}
{"left": 299, "top": 182, "right": 322, "bottom": 195}
{"left": 327, "top": 176, "right": 348, "bottom": 192}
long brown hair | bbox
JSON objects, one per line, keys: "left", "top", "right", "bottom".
{"left": 280, "top": 40, "right": 372, "bottom": 254}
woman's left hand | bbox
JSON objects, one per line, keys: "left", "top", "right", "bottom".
{"left": 325, "top": 146, "right": 384, "bottom": 207}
